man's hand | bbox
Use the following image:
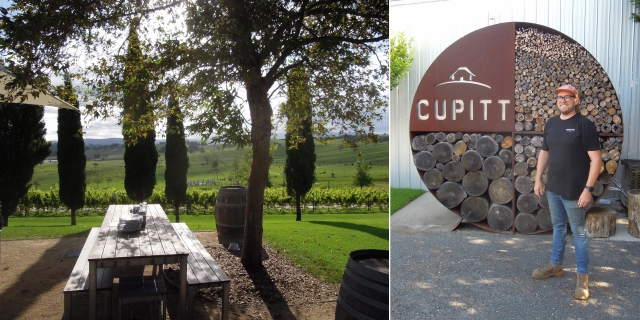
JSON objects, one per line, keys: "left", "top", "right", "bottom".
{"left": 577, "top": 188, "right": 592, "bottom": 208}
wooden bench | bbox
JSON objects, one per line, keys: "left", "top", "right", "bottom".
{"left": 172, "top": 222, "right": 230, "bottom": 320}
{"left": 63, "top": 228, "right": 114, "bottom": 320}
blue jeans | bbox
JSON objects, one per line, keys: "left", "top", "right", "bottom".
{"left": 546, "top": 190, "right": 589, "bottom": 274}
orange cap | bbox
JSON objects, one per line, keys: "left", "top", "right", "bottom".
{"left": 555, "top": 84, "right": 580, "bottom": 103}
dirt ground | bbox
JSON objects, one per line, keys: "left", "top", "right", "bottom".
{"left": 0, "top": 231, "right": 338, "bottom": 319}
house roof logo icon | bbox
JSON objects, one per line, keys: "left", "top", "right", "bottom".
{"left": 434, "top": 67, "right": 491, "bottom": 89}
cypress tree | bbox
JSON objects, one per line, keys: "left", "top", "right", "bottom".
{"left": 164, "top": 93, "right": 189, "bottom": 222}
{"left": 284, "top": 68, "right": 316, "bottom": 221}
{"left": 0, "top": 104, "right": 51, "bottom": 227}
{"left": 122, "top": 21, "right": 158, "bottom": 203}
{"left": 56, "top": 77, "right": 86, "bottom": 225}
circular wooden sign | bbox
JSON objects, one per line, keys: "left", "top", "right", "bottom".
{"left": 409, "top": 22, "right": 624, "bottom": 233}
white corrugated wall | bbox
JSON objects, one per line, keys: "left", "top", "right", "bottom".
{"left": 390, "top": 0, "right": 640, "bottom": 193}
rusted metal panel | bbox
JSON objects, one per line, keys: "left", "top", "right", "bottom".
{"left": 410, "top": 23, "right": 516, "bottom": 133}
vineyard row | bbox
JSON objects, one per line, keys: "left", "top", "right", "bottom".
{"left": 15, "top": 187, "right": 389, "bottom": 215}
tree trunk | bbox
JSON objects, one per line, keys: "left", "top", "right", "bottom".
{"left": 241, "top": 81, "right": 272, "bottom": 267}
{"left": 296, "top": 194, "right": 301, "bottom": 221}
{"left": 174, "top": 202, "right": 180, "bottom": 223}
{"left": 71, "top": 208, "right": 77, "bottom": 226}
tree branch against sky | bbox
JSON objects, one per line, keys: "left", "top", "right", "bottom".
{"left": 0, "top": 0, "right": 388, "bottom": 267}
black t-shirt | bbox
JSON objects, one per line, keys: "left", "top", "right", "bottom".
{"left": 541, "top": 114, "right": 600, "bottom": 200}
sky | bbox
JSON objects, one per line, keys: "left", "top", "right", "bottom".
{"left": 1, "top": 0, "right": 389, "bottom": 141}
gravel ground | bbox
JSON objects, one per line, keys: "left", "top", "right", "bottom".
{"left": 391, "top": 195, "right": 640, "bottom": 320}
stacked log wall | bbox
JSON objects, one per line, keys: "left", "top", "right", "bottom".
{"left": 413, "top": 132, "right": 514, "bottom": 230}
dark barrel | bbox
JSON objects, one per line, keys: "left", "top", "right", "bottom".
{"left": 214, "top": 186, "right": 246, "bottom": 246}
{"left": 335, "top": 249, "right": 389, "bottom": 320}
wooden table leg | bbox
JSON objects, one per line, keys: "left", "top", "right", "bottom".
{"left": 89, "top": 260, "right": 97, "bottom": 320}
{"left": 180, "top": 255, "right": 187, "bottom": 319}
{"left": 222, "top": 282, "right": 230, "bottom": 320}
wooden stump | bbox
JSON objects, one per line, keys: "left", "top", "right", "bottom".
{"left": 585, "top": 207, "right": 617, "bottom": 238}
{"left": 628, "top": 189, "right": 640, "bottom": 238}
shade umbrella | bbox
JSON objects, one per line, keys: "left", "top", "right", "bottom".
{"left": 0, "top": 68, "right": 79, "bottom": 111}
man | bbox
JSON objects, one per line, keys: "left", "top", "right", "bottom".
{"left": 532, "top": 84, "right": 602, "bottom": 300}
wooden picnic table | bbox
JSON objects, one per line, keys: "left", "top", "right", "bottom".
{"left": 88, "top": 204, "right": 190, "bottom": 320}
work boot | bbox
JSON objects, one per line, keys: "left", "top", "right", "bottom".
{"left": 575, "top": 274, "right": 589, "bottom": 300}
{"left": 532, "top": 264, "right": 564, "bottom": 279}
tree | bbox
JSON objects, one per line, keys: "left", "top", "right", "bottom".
{"left": 633, "top": 0, "right": 640, "bottom": 22}
{"left": 390, "top": 31, "right": 414, "bottom": 90}
{"left": 56, "top": 76, "right": 86, "bottom": 226}
{"left": 122, "top": 21, "right": 158, "bottom": 203}
{"left": 0, "top": 0, "right": 388, "bottom": 267}
{"left": 353, "top": 155, "right": 374, "bottom": 189}
{"left": 164, "top": 92, "right": 189, "bottom": 222}
{"left": 284, "top": 68, "right": 316, "bottom": 222}
{"left": 0, "top": 104, "right": 51, "bottom": 227}
{"left": 212, "top": 155, "right": 220, "bottom": 180}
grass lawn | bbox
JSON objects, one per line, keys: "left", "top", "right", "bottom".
{"left": 1, "top": 211, "right": 388, "bottom": 285}
{"left": 390, "top": 188, "right": 425, "bottom": 214}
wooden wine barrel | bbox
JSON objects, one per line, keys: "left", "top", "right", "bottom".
{"left": 214, "top": 186, "right": 247, "bottom": 246}
{"left": 335, "top": 249, "right": 389, "bottom": 320}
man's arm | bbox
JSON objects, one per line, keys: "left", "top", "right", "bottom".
{"left": 534, "top": 150, "right": 549, "bottom": 198}
{"left": 578, "top": 150, "right": 603, "bottom": 208}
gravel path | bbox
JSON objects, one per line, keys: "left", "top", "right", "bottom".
{"left": 391, "top": 194, "right": 640, "bottom": 319}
